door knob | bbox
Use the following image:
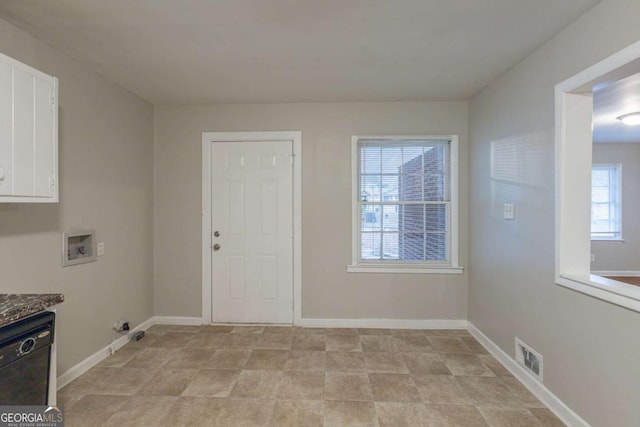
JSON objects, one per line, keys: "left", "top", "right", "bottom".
{"left": 213, "top": 244, "right": 221, "bottom": 251}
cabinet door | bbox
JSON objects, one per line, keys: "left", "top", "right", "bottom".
{"left": 0, "top": 61, "right": 12, "bottom": 196}
{"left": 33, "top": 76, "right": 56, "bottom": 198}
{"left": 0, "top": 52, "right": 57, "bottom": 202}
{"left": 13, "top": 67, "right": 36, "bottom": 197}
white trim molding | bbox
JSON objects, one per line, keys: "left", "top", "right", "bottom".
{"left": 154, "top": 316, "right": 203, "bottom": 326}
{"left": 349, "top": 135, "right": 462, "bottom": 273}
{"left": 298, "top": 318, "right": 468, "bottom": 329}
{"left": 468, "top": 323, "right": 590, "bottom": 427}
{"left": 57, "top": 316, "right": 155, "bottom": 390}
{"left": 201, "top": 131, "right": 303, "bottom": 326}
{"left": 347, "top": 265, "right": 463, "bottom": 274}
{"left": 58, "top": 313, "right": 592, "bottom": 427}
{"left": 591, "top": 270, "right": 640, "bottom": 277}
{"left": 57, "top": 316, "right": 203, "bottom": 390}
{"left": 555, "top": 39, "right": 640, "bottom": 313}
{"left": 557, "top": 274, "right": 640, "bottom": 313}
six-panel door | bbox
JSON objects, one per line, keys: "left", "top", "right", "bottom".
{"left": 211, "top": 140, "right": 294, "bottom": 323}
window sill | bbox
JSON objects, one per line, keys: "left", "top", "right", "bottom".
{"left": 347, "top": 264, "right": 464, "bottom": 274}
{"left": 556, "top": 274, "right": 640, "bottom": 313}
{"left": 590, "top": 238, "right": 625, "bottom": 242}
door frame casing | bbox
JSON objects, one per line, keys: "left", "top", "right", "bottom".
{"left": 202, "top": 131, "right": 302, "bottom": 325}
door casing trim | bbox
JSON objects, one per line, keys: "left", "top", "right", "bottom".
{"left": 202, "top": 131, "right": 302, "bottom": 325}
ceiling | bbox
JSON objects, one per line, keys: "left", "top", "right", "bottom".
{"left": 593, "top": 69, "right": 640, "bottom": 144}
{"left": 0, "top": 0, "right": 600, "bottom": 105}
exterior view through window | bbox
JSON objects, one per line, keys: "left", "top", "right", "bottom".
{"left": 591, "top": 164, "right": 622, "bottom": 240}
{"left": 357, "top": 137, "right": 453, "bottom": 264}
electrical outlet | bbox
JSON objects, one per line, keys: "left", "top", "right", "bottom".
{"left": 97, "top": 242, "right": 105, "bottom": 256}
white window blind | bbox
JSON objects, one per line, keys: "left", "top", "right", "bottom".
{"left": 357, "top": 138, "right": 452, "bottom": 264}
{"left": 591, "top": 164, "right": 622, "bottom": 240}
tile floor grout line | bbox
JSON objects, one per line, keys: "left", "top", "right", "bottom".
{"left": 57, "top": 325, "right": 565, "bottom": 426}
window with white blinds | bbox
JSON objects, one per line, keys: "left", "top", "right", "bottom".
{"left": 591, "top": 164, "right": 622, "bottom": 240}
{"left": 349, "top": 135, "right": 462, "bottom": 274}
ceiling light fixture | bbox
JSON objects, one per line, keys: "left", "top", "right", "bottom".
{"left": 617, "top": 112, "right": 640, "bottom": 126}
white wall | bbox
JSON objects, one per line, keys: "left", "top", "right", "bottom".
{"left": 0, "top": 18, "right": 154, "bottom": 373}
{"left": 154, "top": 102, "right": 468, "bottom": 321}
{"left": 591, "top": 143, "right": 640, "bottom": 272}
{"left": 468, "top": 0, "right": 640, "bottom": 425}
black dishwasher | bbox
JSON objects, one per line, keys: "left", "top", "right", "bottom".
{"left": 0, "top": 311, "right": 55, "bottom": 405}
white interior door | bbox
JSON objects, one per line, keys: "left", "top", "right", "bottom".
{"left": 211, "top": 140, "right": 293, "bottom": 323}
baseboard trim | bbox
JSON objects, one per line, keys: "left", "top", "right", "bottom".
{"left": 57, "top": 317, "right": 155, "bottom": 390}
{"left": 153, "top": 316, "right": 203, "bottom": 326}
{"left": 591, "top": 270, "right": 640, "bottom": 277}
{"left": 468, "top": 322, "right": 589, "bottom": 427}
{"left": 57, "top": 314, "right": 586, "bottom": 427}
{"left": 298, "top": 318, "right": 468, "bottom": 329}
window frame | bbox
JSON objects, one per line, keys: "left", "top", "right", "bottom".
{"left": 348, "top": 135, "right": 463, "bottom": 274}
{"left": 591, "top": 163, "right": 623, "bottom": 241}
{"left": 555, "top": 39, "right": 640, "bottom": 313}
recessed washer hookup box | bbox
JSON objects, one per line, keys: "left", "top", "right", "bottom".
{"left": 62, "top": 229, "right": 96, "bottom": 267}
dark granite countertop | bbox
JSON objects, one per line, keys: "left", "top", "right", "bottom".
{"left": 0, "top": 294, "right": 64, "bottom": 327}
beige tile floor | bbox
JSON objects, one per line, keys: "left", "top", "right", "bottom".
{"left": 58, "top": 325, "right": 565, "bottom": 426}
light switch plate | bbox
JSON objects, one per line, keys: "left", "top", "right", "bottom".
{"left": 97, "top": 242, "right": 105, "bottom": 256}
{"left": 503, "top": 203, "right": 515, "bottom": 220}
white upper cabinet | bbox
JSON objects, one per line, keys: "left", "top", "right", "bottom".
{"left": 0, "top": 52, "right": 58, "bottom": 203}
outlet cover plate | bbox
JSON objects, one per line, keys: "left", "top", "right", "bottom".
{"left": 503, "top": 203, "right": 515, "bottom": 220}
